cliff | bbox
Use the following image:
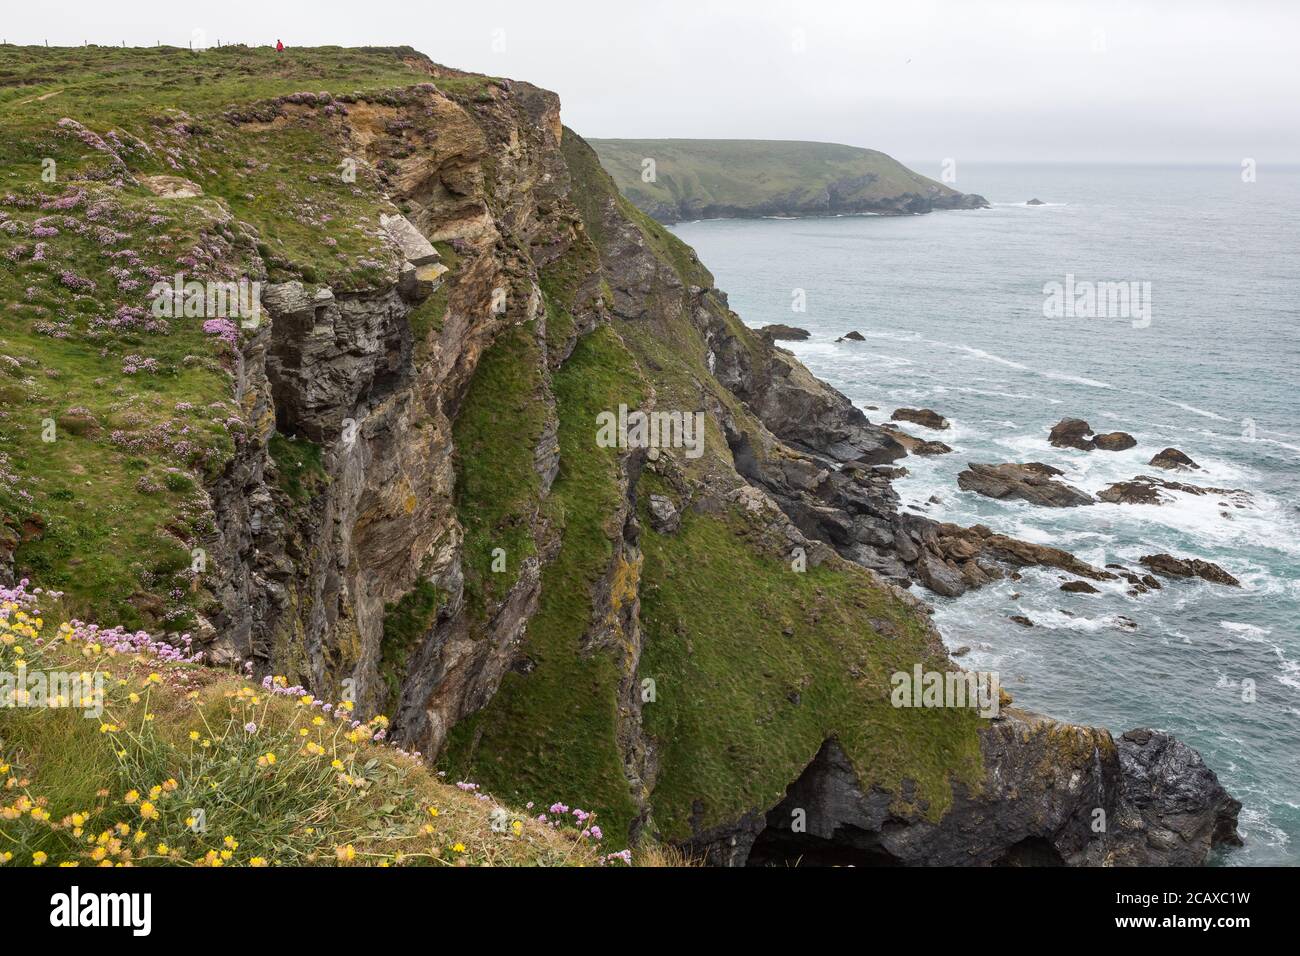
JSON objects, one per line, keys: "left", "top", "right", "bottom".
{"left": 587, "top": 137, "right": 988, "bottom": 222}
{"left": 0, "top": 44, "right": 1237, "bottom": 865}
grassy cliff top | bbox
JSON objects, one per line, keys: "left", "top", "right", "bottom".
{"left": 588, "top": 137, "right": 969, "bottom": 221}
{"left": 0, "top": 45, "right": 492, "bottom": 629}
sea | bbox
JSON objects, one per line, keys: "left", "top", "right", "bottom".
{"left": 670, "top": 162, "right": 1300, "bottom": 865}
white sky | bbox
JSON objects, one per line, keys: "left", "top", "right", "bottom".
{"left": 5, "top": 0, "right": 1299, "bottom": 162}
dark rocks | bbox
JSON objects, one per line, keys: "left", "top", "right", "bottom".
{"left": 1026, "top": 198, "right": 1046, "bottom": 205}
{"left": 1107, "top": 564, "right": 1165, "bottom": 594}
{"left": 702, "top": 720, "right": 1240, "bottom": 867}
{"left": 1048, "top": 419, "right": 1135, "bottom": 452}
{"left": 1150, "top": 447, "right": 1200, "bottom": 471}
{"left": 1009, "top": 614, "right": 1035, "bottom": 628}
{"left": 1093, "top": 431, "right": 1137, "bottom": 451}
{"left": 836, "top": 330, "right": 865, "bottom": 342}
{"left": 957, "top": 462, "right": 1094, "bottom": 508}
{"left": 758, "top": 323, "right": 810, "bottom": 342}
{"left": 891, "top": 407, "right": 949, "bottom": 430}
{"left": 1048, "top": 418, "right": 1096, "bottom": 450}
{"left": 1060, "top": 580, "right": 1100, "bottom": 593}
{"left": 871, "top": 465, "right": 909, "bottom": 480}
{"left": 1098, "top": 479, "right": 1165, "bottom": 505}
{"left": 1117, "top": 729, "right": 1244, "bottom": 860}
{"left": 1140, "top": 553, "right": 1241, "bottom": 587}
{"left": 916, "top": 551, "right": 967, "bottom": 597}
{"left": 1099, "top": 475, "right": 1249, "bottom": 506}
{"left": 882, "top": 424, "right": 952, "bottom": 456}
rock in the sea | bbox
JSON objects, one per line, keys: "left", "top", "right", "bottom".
{"left": 1149, "top": 447, "right": 1200, "bottom": 470}
{"left": 1060, "top": 580, "right": 1100, "bottom": 593}
{"left": 881, "top": 424, "right": 952, "bottom": 456}
{"left": 1093, "top": 431, "right": 1137, "bottom": 451}
{"left": 1099, "top": 475, "right": 1248, "bottom": 506}
{"left": 1140, "top": 553, "right": 1240, "bottom": 587}
{"left": 1048, "top": 417, "right": 1096, "bottom": 450}
{"left": 891, "top": 407, "right": 949, "bottom": 430}
{"left": 1009, "top": 614, "right": 1035, "bottom": 627}
{"left": 1026, "top": 198, "right": 1046, "bottom": 205}
{"left": 758, "top": 323, "right": 811, "bottom": 341}
{"left": 1098, "top": 479, "right": 1166, "bottom": 505}
{"left": 836, "top": 330, "right": 866, "bottom": 342}
{"left": 957, "top": 462, "right": 1094, "bottom": 507}
{"left": 1116, "top": 729, "right": 1243, "bottom": 857}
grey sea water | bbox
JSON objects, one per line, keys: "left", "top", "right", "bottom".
{"left": 671, "top": 163, "right": 1300, "bottom": 865}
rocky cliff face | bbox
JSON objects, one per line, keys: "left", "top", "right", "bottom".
{"left": 1, "top": 47, "right": 1239, "bottom": 866}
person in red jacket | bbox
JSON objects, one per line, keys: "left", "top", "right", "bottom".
{"left": 276, "top": 39, "right": 284, "bottom": 52}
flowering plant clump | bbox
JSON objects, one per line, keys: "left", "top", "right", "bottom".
{"left": 0, "top": 582, "right": 646, "bottom": 868}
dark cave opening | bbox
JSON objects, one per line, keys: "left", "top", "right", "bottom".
{"left": 746, "top": 823, "right": 904, "bottom": 867}
{"left": 992, "top": 836, "right": 1066, "bottom": 867}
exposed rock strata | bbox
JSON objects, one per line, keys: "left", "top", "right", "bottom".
{"left": 957, "top": 462, "right": 1094, "bottom": 508}
{"left": 1140, "top": 553, "right": 1241, "bottom": 587}
{"left": 1098, "top": 475, "right": 1249, "bottom": 506}
{"left": 891, "top": 407, "right": 949, "bottom": 430}
{"left": 1150, "top": 447, "right": 1201, "bottom": 470}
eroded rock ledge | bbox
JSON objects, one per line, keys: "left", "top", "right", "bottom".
{"left": 687, "top": 719, "right": 1242, "bottom": 867}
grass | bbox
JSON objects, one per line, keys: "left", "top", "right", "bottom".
{"left": 451, "top": 321, "right": 548, "bottom": 620}
{"left": 441, "top": 324, "right": 648, "bottom": 842}
{"left": 378, "top": 580, "right": 442, "bottom": 716}
{"left": 637, "top": 497, "right": 986, "bottom": 840}
{"left": 587, "top": 137, "right": 964, "bottom": 221}
{"left": 0, "top": 582, "right": 654, "bottom": 866}
{"left": 267, "top": 432, "right": 326, "bottom": 504}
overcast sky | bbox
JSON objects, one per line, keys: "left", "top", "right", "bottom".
{"left": 7, "top": 1, "right": 1299, "bottom": 162}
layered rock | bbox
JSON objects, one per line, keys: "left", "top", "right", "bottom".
{"left": 1098, "top": 475, "right": 1249, "bottom": 506}
{"left": 891, "top": 407, "right": 949, "bottom": 430}
{"left": 1150, "top": 447, "right": 1200, "bottom": 470}
{"left": 1140, "top": 553, "right": 1241, "bottom": 587}
{"left": 957, "top": 462, "right": 1094, "bottom": 508}
{"left": 758, "top": 323, "right": 810, "bottom": 341}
